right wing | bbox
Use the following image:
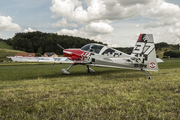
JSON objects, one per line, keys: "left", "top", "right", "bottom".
{"left": 8, "top": 57, "right": 74, "bottom": 63}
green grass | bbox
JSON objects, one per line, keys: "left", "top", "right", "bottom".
{"left": 0, "top": 60, "right": 180, "bottom": 119}
{"left": 0, "top": 41, "right": 24, "bottom": 61}
{"left": 0, "top": 49, "right": 24, "bottom": 57}
{"left": 0, "top": 41, "right": 13, "bottom": 50}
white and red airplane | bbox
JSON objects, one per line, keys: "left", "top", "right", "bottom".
{"left": 9, "top": 34, "right": 163, "bottom": 79}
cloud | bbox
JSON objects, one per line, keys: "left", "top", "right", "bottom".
{"left": 52, "top": 18, "right": 78, "bottom": 28}
{"left": 56, "top": 29, "right": 86, "bottom": 37}
{"left": 90, "top": 35, "right": 117, "bottom": 47}
{"left": 143, "top": 2, "right": 180, "bottom": 28}
{"left": 140, "top": 1, "right": 180, "bottom": 44}
{"left": 144, "top": 22, "right": 164, "bottom": 29}
{"left": 56, "top": 28, "right": 116, "bottom": 46}
{"left": 117, "top": 0, "right": 152, "bottom": 7}
{"left": 84, "top": 21, "right": 114, "bottom": 35}
{"left": 0, "top": 15, "right": 21, "bottom": 31}
{"left": 50, "top": 0, "right": 166, "bottom": 46}
{"left": 56, "top": 21, "right": 115, "bottom": 46}
{"left": 50, "top": 0, "right": 82, "bottom": 18}
{"left": 168, "top": 28, "right": 180, "bottom": 38}
{"left": 50, "top": 0, "right": 180, "bottom": 46}
{"left": 50, "top": 0, "right": 164, "bottom": 24}
{"left": 24, "top": 27, "right": 36, "bottom": 33}
{"left": 56, "top": 21, "right": 113, "bottom": 37}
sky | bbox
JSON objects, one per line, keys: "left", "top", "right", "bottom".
{"left": 1, "top": 0, "right": 180, "bottom": 47}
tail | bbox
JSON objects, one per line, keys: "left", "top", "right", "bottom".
{"left": 131, "top": 34, "right": 158, "bottom": 71}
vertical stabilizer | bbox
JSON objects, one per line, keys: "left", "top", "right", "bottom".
{"left": 131, "top": 34, "right": 158, "bottom": 71}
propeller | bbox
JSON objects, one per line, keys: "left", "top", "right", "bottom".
{"left": 57, "top": 44, "right": 64, "bottom": 50}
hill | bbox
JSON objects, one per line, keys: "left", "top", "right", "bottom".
{"left": 156, "top": 47, "right": 173, "bottom": 58}
{"left": 0, "top": 40, "right": 13, "bottom": 50}
{"left": 156, "top": 44, "right": 179, "bottom": 58}
{"left": 0, "top": 41, "right": 24, "bottom": 62}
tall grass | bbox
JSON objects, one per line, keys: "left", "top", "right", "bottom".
{"left": 0, "top": 60, "right": 180, "bottom": 119}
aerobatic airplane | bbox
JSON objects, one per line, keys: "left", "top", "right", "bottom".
{"left": 9, "top": 34, "right": 163, "bottom": 79}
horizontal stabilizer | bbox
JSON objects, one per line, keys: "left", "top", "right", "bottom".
{"left": 157, "top": 58, "right": 164, "bottom": 63}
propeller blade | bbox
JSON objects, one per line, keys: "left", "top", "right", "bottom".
{"left": 57, "top": 44, "right": 64, "bottom": 50}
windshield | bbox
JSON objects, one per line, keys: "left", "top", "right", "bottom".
{"left": 81, "top": 44, "right": 104, "bottom": 54}
{"left": 81, "top": 44, "right": 91, "bottom": 51}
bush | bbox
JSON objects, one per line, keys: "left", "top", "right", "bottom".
{"left": 35, "top": 53, "right": 42, "bottom": 57}
{"left": 163, "top": 51, "right": 180, "bottom": 58}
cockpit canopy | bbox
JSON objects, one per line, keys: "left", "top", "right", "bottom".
{"left": 81, "top": 43, "right": 104, "bottom": 54}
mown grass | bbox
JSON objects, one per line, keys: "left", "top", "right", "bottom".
{"left": 0, "top": 60, "right": 180, "bottom": 119}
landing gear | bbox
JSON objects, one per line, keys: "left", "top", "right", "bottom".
{"left": 62, "top": 63, "right": 75, "bottom": 75}
{"left": 86, "top": 65, "right": 95, "bottom": 73}
{"left": 61, "top": 64, "right": 95, "bottom": 75}
{"left": 140, "top": 70, "right": 151, "bottom": 79}
{"left": 62, "top": 69, "right": 70, "bottom": 75}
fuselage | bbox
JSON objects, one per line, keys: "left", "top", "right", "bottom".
{"left": 63, "top": 43, "right": 129, "bottom": 60}
{"left": 62, "top": 43, "right": 136, "bottom": 69}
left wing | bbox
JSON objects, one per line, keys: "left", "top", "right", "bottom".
{"left": 8, "top": 57, "right": 74, "bottom": 63}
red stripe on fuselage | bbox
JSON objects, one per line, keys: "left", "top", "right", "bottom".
{"left": 82, "top": 52, "right": 89, "bottom": 60}
{"left": 80, "top": 52, "right": 87, "bottom": 60}
{"left": 84, "top": 53, "right": 92, "bottom": 61}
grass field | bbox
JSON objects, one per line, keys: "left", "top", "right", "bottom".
{"left": 0, "top": 59, "right": 180, "bottom": 119}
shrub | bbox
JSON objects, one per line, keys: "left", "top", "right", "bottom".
{"left": 35, "top": 53, "right": 42, "bottom": 57}
{"left": 163, "top": 51, "right": 180, "bottom": 58}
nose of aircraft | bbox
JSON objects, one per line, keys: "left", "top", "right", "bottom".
{"left": 63, "top": 49, "right": 84, "bottom": 58}
{"left": 63, "top": 49, "right": 73, "bottom": 57}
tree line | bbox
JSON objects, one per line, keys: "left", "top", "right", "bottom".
{"left": 5, "top": 31, "right": 104, "bottom": 55}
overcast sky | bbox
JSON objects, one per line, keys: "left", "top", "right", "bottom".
{"left": 1, "top": 0, "right": 180, "bottom": 47}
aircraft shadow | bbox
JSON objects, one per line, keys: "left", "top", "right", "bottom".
{"left": 1, "top": 64, "right": 147, "bottom": 81}
{"left": 30, "top": 69, "right": 143, "bottom": 81}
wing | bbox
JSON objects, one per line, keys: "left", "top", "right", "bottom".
{"left": 8, "top": 57, "right": 74, "bottom": 63}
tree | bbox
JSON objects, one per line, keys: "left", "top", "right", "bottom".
{"left": 35, "top": 53, "right": 42, "bottom": 56}
{"left": 155, "top": 42, "right": 168, "bottom": 50}
{"left": 163, "top": 51, "right": 180, "bottom": 58}
{"left": 37, "top": 47, "right": 43, "bottom": 54}
{"left": 6, "top": 38, "right": 12, "bottom": 45}
{"left": 10, "top": 31, "right": 105, "bottom": 54}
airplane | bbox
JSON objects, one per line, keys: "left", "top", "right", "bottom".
{"left": 8, "top": 34, "right": 163, "bottom": 79}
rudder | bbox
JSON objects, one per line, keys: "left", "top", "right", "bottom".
{"left": 131, "top": 34, "right": 158, "bottom": 71}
